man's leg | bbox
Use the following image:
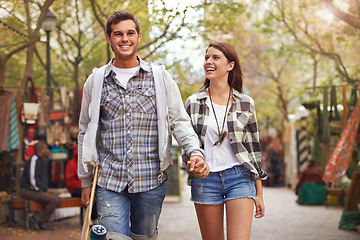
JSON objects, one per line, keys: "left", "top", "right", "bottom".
{"left": 20, "top": 189, "right": 62, "bottom": 224}
{"left": 130, "top": 182, "right": 166, "bottom": 240}
{"left": 96, "top": 186, "right": 132, "bottom": 239}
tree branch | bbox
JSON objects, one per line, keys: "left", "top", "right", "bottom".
{"left": 324, "top": 0, "right": 360, "bottom": 30}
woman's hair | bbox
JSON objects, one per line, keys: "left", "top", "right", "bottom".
{"left": 203, "top": 42, "right": 243, "bottom": 93}
{"left": 106, "top": 10, "right": 140, "bottom": 36}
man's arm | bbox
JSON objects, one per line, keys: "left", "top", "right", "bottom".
{"left": 162, "top": 69, "right": 209, "bottom": 178}
{"left": 77, "top": 75, "right": 95, "bottom": 193}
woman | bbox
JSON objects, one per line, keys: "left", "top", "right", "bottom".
{"left": 185, "top": 42, "right": 267, "bottom": 240}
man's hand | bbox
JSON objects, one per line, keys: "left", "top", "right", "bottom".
{"left": 81, "top": 186, "right": 92, "bottom": 207}
{"left": 187, "top": 156, "right": 209, "bottom": 179}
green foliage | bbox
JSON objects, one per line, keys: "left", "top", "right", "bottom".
{"left": 203, "top": 0, "right": 246, "bottom": 39}
{"left": 178, "top": 83, "right": 203, "bottom": 102}
{"left": 0, "top": 1, "right": 29, "bottom": 54}
{"left": 2, "top": 0, "right": 359, "bottom": 134}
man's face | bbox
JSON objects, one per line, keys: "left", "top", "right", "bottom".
{"left": 39, "top": 145, "right": 50, "bottom": 158}
{"left": 106, "top": 20, "right": 141, "bottom": 62}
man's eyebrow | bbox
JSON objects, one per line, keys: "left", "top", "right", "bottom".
{"left": 113, "top": 29, "right": 136, "bottom": 33}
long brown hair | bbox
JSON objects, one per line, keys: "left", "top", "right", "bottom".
{"left": 203, "top": 42, "right": 243, "bottom": 93}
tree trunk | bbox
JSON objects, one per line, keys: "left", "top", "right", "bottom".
{"left": 71, "top": 61, "right": 81, "bottom": 128}
{"left": 0, "top": 54, "right": 10, "bottom": 89}
{"left": 14, "top": 43, "right": 36, "bottom": 161}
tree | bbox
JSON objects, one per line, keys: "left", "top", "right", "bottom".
{"left": 324, "top": 0, "right": 360, "bottom": 30}
{"left": 0, "top": 0, "right": 55, "bottom": 168}
{"left": 0, "top": 0, "right": 54, "bottom": 89}
{"left": 201, "top": 0, "right": 359, "bottom": 130}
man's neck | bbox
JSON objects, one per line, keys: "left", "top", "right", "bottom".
{"left": 113, "top": 57, "right": 139, "bottom": 68}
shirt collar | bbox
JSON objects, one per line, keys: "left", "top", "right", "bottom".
{"left": 232, "top": 88, "right": 243, "bottom": 101}
{"left": 197, "top": 86, "right": 208, "bottom": 101}
{"left": 104, "top": 56, "right": 151, "bottom": 81}
{"left": 197, "top": 86, "right": 244, "bottom": 102}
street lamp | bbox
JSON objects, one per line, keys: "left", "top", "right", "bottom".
{"left": 41, "top": 10, "right": 57, "bottom": 109}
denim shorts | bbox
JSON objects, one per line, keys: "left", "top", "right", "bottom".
{"left": 96, "top": 182, "right": 165, "bottom": 240}
{"left": 191, "top": 165, "right": 256, "bottom": 205}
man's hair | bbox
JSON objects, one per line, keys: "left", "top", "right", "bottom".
{"left": 106, "top": 10, "right": 140, "bottom": 36}
{"left": 34, "top": 141, "right": 47, "bottom": 154}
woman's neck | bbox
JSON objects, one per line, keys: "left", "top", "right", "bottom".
{"left": 207, "top": 83, "right": 232, "bottom": 106}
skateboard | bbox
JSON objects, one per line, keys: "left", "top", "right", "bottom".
{"left": 81, "top": 165, "right": 102, "bottom": 240}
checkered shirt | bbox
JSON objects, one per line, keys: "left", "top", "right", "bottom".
{"left": 185, "top": 86, "right": 267, "bottom": 180}
{"left": 97, "top": 58, "right": 166, "bottom": 193}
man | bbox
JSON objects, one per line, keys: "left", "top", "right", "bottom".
{"left": 20, "top": 141, "right": 62, "bottom": 231}
{"left": 78, "top": 10, "right": 209, "bottom": 240}
{"left": 295, "top": 160, "right": 326, "bottom": 205}
{"left": 295, "top": 160, "right": 325, "bottom": 195}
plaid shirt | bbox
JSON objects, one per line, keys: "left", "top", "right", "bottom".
{"left": 97, "top": 58, "right": 166, "bottom": 193}
{"left": 185, "top": 86, "right": 267, "bottom": 180}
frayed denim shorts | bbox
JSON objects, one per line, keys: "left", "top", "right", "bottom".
{"left": 191, "top": 165, "right": 256, "bottom": 205}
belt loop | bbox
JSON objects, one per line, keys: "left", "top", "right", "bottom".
{"left": 158, "top": 172, "right": 163, "bottom": 183}
{"left": 234, "top": 165, "right": 240, "bottom": 174}
{"left": 158, "top": 171, "right": 167, "bottom": 184}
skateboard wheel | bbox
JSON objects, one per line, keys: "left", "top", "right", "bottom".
{"left": 90, "top": 224, "right": 107, "bottom": 240}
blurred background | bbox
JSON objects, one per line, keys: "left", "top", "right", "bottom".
{"left": 0, "top": 0, "right": 359, "bottom": 238}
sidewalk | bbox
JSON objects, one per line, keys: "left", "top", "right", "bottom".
{"left": 159, "top": 174, "right": 359, "bottom": 240}
{"left": 0, "top": 173, "right": 359, "bottom": 239}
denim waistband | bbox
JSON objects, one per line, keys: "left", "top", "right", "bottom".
{"left": 210, "top": 165, "right": 245, "bottom": 175}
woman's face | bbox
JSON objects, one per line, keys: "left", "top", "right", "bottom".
{"left": 203, "top": 47, "right": 234, "bottom": 82}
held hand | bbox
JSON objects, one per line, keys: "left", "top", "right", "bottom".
{"left": 81, "top": 186, "right": 92, "bottom": 207}
{"left": 254, "top": 196, "right": 265, "bottom": 218}
{"left": 187, "top": 156, "right": 210, "bottom": 179}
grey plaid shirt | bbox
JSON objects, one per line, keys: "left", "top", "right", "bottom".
{"left": 185, "top": 86, "right": 267, "bottom": 180}
{"left": 97, "top": 58, "right": 166, "bottom": 193}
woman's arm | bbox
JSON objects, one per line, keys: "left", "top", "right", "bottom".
{"left": 254, "top": 179, "right": 265, "bottom": 218}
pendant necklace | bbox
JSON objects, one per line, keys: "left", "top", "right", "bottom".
{"left": 208, "top": 87, "right": 231, "bottom": 146}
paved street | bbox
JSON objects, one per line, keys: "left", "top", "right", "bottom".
{"left": 0, "top": 173, "right": 359, "bottom": 240}
{"left": 158, "top": 174, "right": 359, "bottom": 240}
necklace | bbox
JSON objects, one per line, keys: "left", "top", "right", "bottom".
{"left": 208, "top": 87, "right": 232, "bottom": 146}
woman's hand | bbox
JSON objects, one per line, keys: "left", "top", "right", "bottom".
{"left": 254, "top": 195, "right": 265, "bottom": 218}
{"left": 187, "top": 156, "right": 210, "bottom": 179}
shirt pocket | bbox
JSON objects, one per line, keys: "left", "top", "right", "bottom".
{"left": 134, "top": 88, "right": 156, "bottom": 114}
{"left": 235, "top": 111, "right": 252, "bottom": 130}
{"left": 102, "top": 92, "right": 124, "bottom": 120}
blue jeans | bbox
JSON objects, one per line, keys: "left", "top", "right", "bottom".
{"left": 96, "top": 182, "right": 165, "bottom": 240}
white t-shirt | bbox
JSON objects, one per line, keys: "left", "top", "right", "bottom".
{"left": 111, "top": 65, "right": 140, "bottom": 88}
{"left": 204, "top": 98, "right": 240, "bottom": 172}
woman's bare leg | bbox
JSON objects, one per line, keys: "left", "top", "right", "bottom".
{"left": 225, "top": 198, "right": 254, "bottom": 240}
{"left": 194, "top": 203, "right": 225, "bottom": 240}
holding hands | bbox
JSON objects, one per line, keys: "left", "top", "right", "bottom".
{"left": 187, "top": 156, "right": 210, "bottom": 179}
